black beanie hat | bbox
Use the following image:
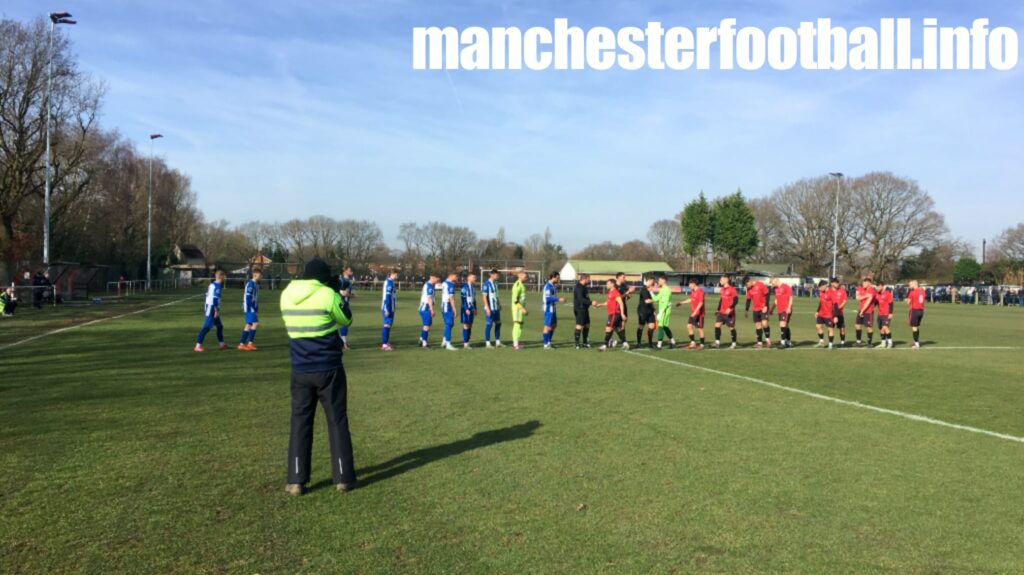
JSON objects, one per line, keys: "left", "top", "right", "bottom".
{"left": 304, "top": 259, "right": 332, "bottom": 284}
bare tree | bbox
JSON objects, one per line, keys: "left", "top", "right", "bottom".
{"left": 747, "top": 197, "right": 786, "bottom": 263}
{"left": 842, "top": 172, "right": 947, "bottom": 279}
{"left": 419, "top": 221, "right": 477, "bottom": 272}
{"left": 769, "top": 176, "right": 850, "bottom": 276}
{"left": 992, "top": 223, "right": 1024, "bottom": 262}
{"left": 336, "top": 219, "right": 385, "bottom": 271}
{"left": 647, "top": 219, "right": 684, "bottom": 267}
{"left": 0, "top": 18, "right": 105, "bottom": 277}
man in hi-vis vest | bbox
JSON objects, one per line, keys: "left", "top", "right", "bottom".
{"left": 280, "top": 259, "right": 356, "bottom": 496}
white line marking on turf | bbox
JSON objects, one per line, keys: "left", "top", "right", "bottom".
{"left": 660, "top": 345, "right": 1019, "bottom": 352}
{"left": 626, "top": 350, "right": 1024, "bottom": 444}
{"left": 0, "top": 294, "right": 201, "bottom": 352}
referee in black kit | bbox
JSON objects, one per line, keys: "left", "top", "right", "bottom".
{"left": 280, "top": 259, "right": 358, "bottom": 496}
{"left": 573, "top": 274, "right": 592, "bottom": 348}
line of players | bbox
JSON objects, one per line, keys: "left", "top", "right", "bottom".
{"left": 382, "top": 269, "right": 929, "bottom": 351}
{"left": 191, "top": 266, "right": 928, "bottom": 352}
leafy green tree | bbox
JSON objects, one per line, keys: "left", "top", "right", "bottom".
{"left": 711, "top": 190, "right": 759, "bottom": 269}
{"left": 952, "top": 255, "right": 982, "bottom": 285}
{"left": 680, "top": 192, "right": 713, "bottom": 258}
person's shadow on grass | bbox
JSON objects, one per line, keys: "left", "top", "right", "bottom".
{"left": 318, "top": 420, "right": 542, "bottom": 490}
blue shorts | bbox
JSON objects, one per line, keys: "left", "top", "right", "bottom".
{"left": 202, "top": 314, "right": 223, "bottom": 329}
{"left": 487, "top": 310, "right": 501, "bottom": 323}
{"left": 461, "top": 310, "right": 475, "bottom": 324}
{"left": 382, "top": 309, "right": 395, "bottom": 326}
{"left": 544, "top": 312, "right": 557, "bottom": 327}
{"left": 244, "top": 312, "right": 259, "bottom": 324}
{"left": 420, "top": 309, "right": 432, "bottom": 326}
{"left": 443, "top": 310, "right": 455, "bottom": 326}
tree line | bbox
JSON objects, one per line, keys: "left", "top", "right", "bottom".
{"left": 0, "top": 17, "right": 202, "bottom": 281}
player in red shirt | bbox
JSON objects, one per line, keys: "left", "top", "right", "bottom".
{"left": 770, "top": 277, "right": 794, "bottom": 348}
{"left": 906, "top": 279, "right": 927, "bottom": 348}
{"left": 830, "top": 278, "right": 849, "bottom": 346}
{"left": 743, "top": 276, "right": 772, "bottom": 348}
{"left": 874, "top": 280, "right": 895, "bottom": 348}
{"left": 595, "top": 279, "right": 628, "bottom": 351}
{"left": 676, "top": 278, "right": 706, "bottom": 349}
{"left": 854, "top": 278, "right": 878, "bottom": 346}
{"left": 713, "top": 275, "right": 739, "bottom": 349}
{"left": 815, "top": 280, "right": 837, "bottom": 348}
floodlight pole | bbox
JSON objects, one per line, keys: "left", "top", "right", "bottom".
{"left": 147, "top": 134, "right": 164, "bottom": 290}
{"left": 43, "top": 12, "right": 76, "bottom": 268}
{"left": 829, "top": 172, "right": 843, "bottom": 279}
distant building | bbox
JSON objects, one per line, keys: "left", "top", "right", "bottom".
{"left": 559, "top": 260, "right": 673, "bottom": 283}
{"left": 170, "top": 244, "right": 207, "bottom": 282}
{"left": 740, "top": 262, "right": 801, "bottom": 286}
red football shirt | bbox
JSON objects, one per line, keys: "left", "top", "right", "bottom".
{"left": 908, "top": 288, "right": 926, "bottom": 310}
{"left": 817, "top": 290, "right": 834, "bottom": 318}
{"left": 856, "top": 286, "right": 878, "bottom": 314}
{"left": 690, "top": 287, "right": 705, "bottom": 315}
{"left": 876, "top": 289, "right": 893, "bottom": 315}
{"left": 747, "top": 281, "right": 769, "bottom": 310}
{"left": 719, "top": 285, "right": 738, "bottom": 313}
{"left": 606, "top": 287, "right": 622, "bottom": 316}
{"left": 774, "top": 283, "right": 793, "bottom": 312}
{"left": 831, "top": 287, "right": 848, "bottom": 312}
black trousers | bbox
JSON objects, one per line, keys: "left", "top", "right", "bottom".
{"left": 287, "top": 367, "right": 357, "bottom": 485}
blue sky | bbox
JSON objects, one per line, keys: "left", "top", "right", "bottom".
{"left": 4, "top": 0, "right": 1022, "bottom": 253}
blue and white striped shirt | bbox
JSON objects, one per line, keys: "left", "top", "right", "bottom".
{"left": 204, "top": 282, "right": 222, "bottom": 317}
{"left": 482, "top": 279, "right": 500, "bottom": 311}
{"left": 542, "top": 281, "right": 559, "bottom": 314}
{"left": 441, "top": 280, "right": 456, "bottom": 313}
{"left": 243, "top": 279, "right": 259, "bottom": 313}
{"left": 418, "top": 281, "right": 435, "bottom": 312}
{"left": 461, "top": 282, "right": 476, "bottom": 312}
{"left": 382, "top": 278, "right": 396, "bottom": 312}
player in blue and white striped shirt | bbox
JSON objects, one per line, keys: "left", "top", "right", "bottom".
{"left": 194, "top": 270, "right": 227, "bottom": 352}
{"left": 380, "top": 269, "right": 398, "bottom": 351}
{"left": 541, "top": 272, "right": 566, "bottom": 350}
{"left": 460, "top": 272, "right": 477, "bottom": 349}
{"left": 238, "top": 269, "right": 261, "bottom": 350}
{"left": 482, "top": 269, "right": 503, "bottom": 348}
{"left": 441, "top": 272, "right": 458, "bottom": 350}
{"left": 418, "top": 273, "right": 440, "bottom": 348}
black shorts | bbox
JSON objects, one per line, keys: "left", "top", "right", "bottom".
{"left": 856, "top": 312, "right": 873, "bottom": 326}
{"left": 752, "top": 310, "right": 767, "bottom": 323}
{"left": 715, "top": 312, "right": 736, "bottom": 327}
{"left": 574, "top": 309, "right": 590, "bottom": 325}
{"left": 877, "top": 315, "right": 891, "bottom": 329}
{"left": 816, "top": 316, "right": 834, "bottom": 326}
{"left": 777, "top": 312, "right": 792, "bottom": 323}
{"left": 638, "top": 311, "right": 655, "bottom": 325}
{"left": 689, "top": 313, "right": 705, "bottom": 328}
{"left": 606, "top": 315, "right": 623, "bottom": 330}
{"left": 834, "top": 313, "right": 846, "bottom": 329}
{"left": 910, "top": 309, "right": 924, "bottom": 327}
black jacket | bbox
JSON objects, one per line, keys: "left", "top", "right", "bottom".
{"left": 573, "top": 283, "right": 591, "bottom": 311}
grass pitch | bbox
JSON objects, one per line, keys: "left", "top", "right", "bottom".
{"left": 1, "top": 288, "right": 1022, "bottom": 574}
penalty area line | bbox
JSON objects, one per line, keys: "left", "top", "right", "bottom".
{"left": 0, "top": 294, "right": 202, "bottom": 352}
{"left": 625, "top": 350, "right": 1024, "bottom": 445}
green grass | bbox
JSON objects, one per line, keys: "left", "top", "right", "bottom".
{"left": 2, "top": 288, "right": 1022, "bottom": 574}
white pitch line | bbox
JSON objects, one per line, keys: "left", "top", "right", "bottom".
{"left": 0, "top": 294, "right": 201, "bottom": 352}
{"left": 626, "top": 350, "right": 1024, "bottom": 444}
{"left": 639, "top": 345, "right": 1019, "bottom": 353}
